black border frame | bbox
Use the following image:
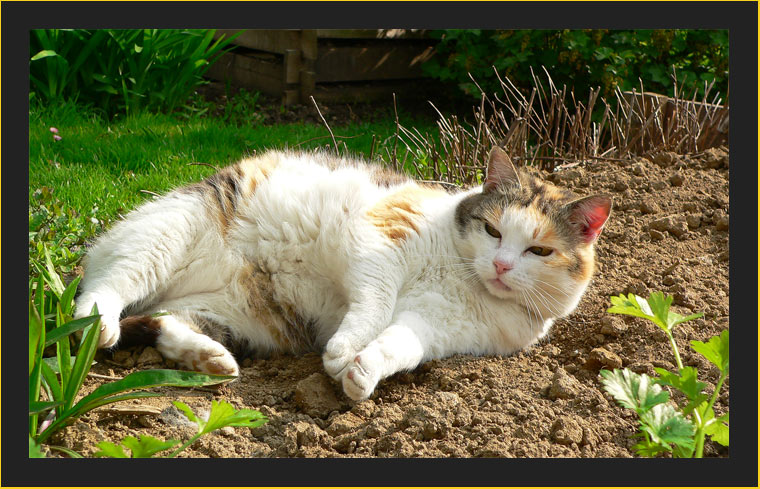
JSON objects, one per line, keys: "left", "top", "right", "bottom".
{"left": 4, "top": 2, "right": 757, "bottom": 486}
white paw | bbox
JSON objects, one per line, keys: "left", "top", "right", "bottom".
{"left": 157, "top": 329, "right": 239, "bottom": 377}
{"left": 342, "top": 353, "right": 381, "bottom": 401}
{"left": 98, "top": 314, "right": 121, "bottom": 349}
{"left": 185, "top": 340, "right": 239, "bottom": 376}
{"left": 322, "top": 335, "right": 357, "bottom": 380}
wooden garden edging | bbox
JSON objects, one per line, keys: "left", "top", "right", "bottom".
{"left": 206, "top": 29, "right": 436, "bottom": 105}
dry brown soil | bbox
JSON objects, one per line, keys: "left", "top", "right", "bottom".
{"left": 51, "top": 147, "right": 729, "bottom": 458}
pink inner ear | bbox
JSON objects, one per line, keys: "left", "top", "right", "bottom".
{"left": 577, "top": 201, "right": 610, "bottom": 243}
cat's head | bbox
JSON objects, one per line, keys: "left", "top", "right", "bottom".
{"left": 454, "top": 147, "right": 612, "bottom": 319}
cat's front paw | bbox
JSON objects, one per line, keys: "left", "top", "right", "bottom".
{"left": 98, "top": 314, "right": 122, "bottom": 348}
{"left": 342, "top": 353, "right": 381, "bottom": 401}
{"left": 322, "top": 336, "right": 357, "bottom": 380}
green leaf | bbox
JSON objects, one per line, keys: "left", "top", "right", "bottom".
{"left": 29, "top": 436, "right": 46, "bottom": 458}
{"left": 29, "top": 299, "right": 43, "bottom": 375}
{"left": 47, "top": 445, "right": 84, "bottom": 458}
{"left": 67, "top": 369, "right": 234, "bottom": 423}
{"left": 122, "top": 435, "right": 180, "bottom": 458}
{"left": 31, "top": 49, "right": 58, "bottom": 61}
{"left": 600, "top": 368, "right": 669, "bottom": 415}
{"left": 639, "top": 402, "right": 695, "bottom": 452}
{"left": 704, "top": 413, "right": 729, "bottom": 446}
{"left": 94, "top": 441, "right": 129, "bottom": 458}
{"left": 690, "top": 329, "right": 729, "bottom": 374}
{"left": 608, "top": 292, "right": 703, "bottom": 334}
{"left": 44, "top": 314, "right": 100, "bottom": 347}
{"left": 608, "top": 293, "right": 666, "bottom": 331}
{"left": 173, "top": 400, "right": 201, "bottom": 427}
{"left": 62, "top": 306, "right": 101, "bottom": 409}
{"left": 631, "top": 436, "right": 671, "bottom": 457}
{"left": 174, "top": 399, "right": 268, "bottom": 437}
{"left": 202, "top": 400, "right": 268, "bottom": 434}
{"left": 643, "top": 291, "right": 673, "bottom": 330}
{"left": 42, "top": 355, "right": 77, "bottom": 374}
{"left": 42, "top": 245, "right": 66, "bottom": 297}
{"left": 59, "top": 275, "right": 81, "bottom": 315}
{"left": 29, "top": 400, "right": 62, "bottom": 415}
{"left": 654, "top": 366, "right": 707, "bottom": 403}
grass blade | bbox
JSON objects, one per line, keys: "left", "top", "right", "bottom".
{"left": 59, "top": 275, "right": 81, "bottom": 316}
{"left": 30, "top": 400, "right": 62, "bottom": 416}
{"left": 56, "top": 304, "right": 72, "bottom": 390}
{"left": 62, "top": 308, "right": 101, "bottom": 410}
{"left": 44, "top": 314, "right": 100, "bottom": 347}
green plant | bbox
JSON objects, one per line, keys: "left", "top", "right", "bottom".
{"left": 423, "top": 29, "right": 728, "bottom": 102}
{"left": 94, "top": 400, "right": 267, "bottom": 457}
{"left": 30, "top": 29, "right": 240, "bottom": 117}
{"left": 29, "top": 186, "right": 110, "bottom": 277}
{"left": 29, "top": 254, "right": 237, "bottom": 455}
{"left": 600, "top": 292, "right": 729, "bottom": 458}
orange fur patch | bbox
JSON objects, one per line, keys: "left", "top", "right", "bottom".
{"left": 238, "top": 156, "right": 279, "bottom": 196}
{"left": 367, "top": 184, "right": 446, "bottom": 243}
{"left": 572, "top": 246, "right": 596, "bottom": 282}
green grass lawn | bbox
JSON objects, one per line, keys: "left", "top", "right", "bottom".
{"left": 30, "top": 102, "right": 436, "bottom": 219}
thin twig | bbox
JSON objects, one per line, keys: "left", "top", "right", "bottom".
{"left": 187, "top": 162, "right": 220, "bottom": 171}
{"left": 309, "top": 96, "right": 338, "bottom": 154}
{"left": 88, "top": 372, "right": 124, "bottom": 381}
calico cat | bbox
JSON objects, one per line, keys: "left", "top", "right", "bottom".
{"left": 75, "top": 146, "right": 611, "bottom": 400}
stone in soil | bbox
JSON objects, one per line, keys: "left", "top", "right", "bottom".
{"left": 293, "top": 373, "right": 342, "bottom": 418}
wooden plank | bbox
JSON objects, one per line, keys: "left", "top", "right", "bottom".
{"left": 300, "top": 70, "right": 316, "bottom": 102}
{"left": 300, "top": 29, "right": 318, "bottom": 62}
{"left": 205, "top": 52, "right": 284, "bottom": 97}
{"left": 315, "top": 29, "right": 429, "bottom": 39}
{"left": 216, "top": 29, "right": 302, "bottom": 54}
{"left": 284, "top": 49, "right": 301, "bottom": 84}
{"left": 283, "top": 89, "right": 300, "bottom": 106}
{"left": 314, "top": 44, "right": 435, "bottom": 83}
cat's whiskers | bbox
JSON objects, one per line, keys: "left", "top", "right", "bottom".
{"left": 530, "top": 286, "right": 562, "bottom": 316}
{"left": 531, "top": 278, "right": 573, "bottom": 297}
{"left": 530, "top": 288, "right": 563, "bottom": 319}
{"left": 520, "top": 290, "right": 542, "bottom": 335}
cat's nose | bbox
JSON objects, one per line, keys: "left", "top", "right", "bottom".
{"left": 493, "top": 259, "right": 513, "bottom": 275}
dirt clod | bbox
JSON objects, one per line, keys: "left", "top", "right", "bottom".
{"left": 586, "top": 348, "right": 623, "bottom": 370}
{"left": 293, "top": 373, "right": 342, "bottom": 418}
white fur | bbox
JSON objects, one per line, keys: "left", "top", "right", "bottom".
{"left": 76, "top": 151, "right": 594, "bottom": 400}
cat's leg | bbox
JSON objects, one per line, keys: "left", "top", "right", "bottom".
{"left": 75, "top": 194, "right": 206, "bottom": 348}
{"left": 322, "top": 272, "right": 401, "bottom": 380}
{"left": 119, "top": 314, "right": 239, "bottom": 376}
{"left": 341, "top": 311, "right": 433, "bottom": 401}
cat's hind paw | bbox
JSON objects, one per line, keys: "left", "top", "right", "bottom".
{"left": 342, "top": 354, "right": 381, "bottom": 401}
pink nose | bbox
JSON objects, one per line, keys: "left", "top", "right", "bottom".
{"left": 493, "top": 259, "right": 513, "bottom": 275}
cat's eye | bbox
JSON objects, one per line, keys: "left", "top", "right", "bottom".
{"left": 527, "top": 246, "right": 553, "bottom": 256}
{"left": 484, "top": 222, "right": 501, "bottom": 239}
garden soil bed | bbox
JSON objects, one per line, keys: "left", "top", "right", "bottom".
{"left": 51, "top": 146, "right": 729, "bottom": 458}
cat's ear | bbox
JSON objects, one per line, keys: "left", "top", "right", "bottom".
{"left": 484, "top": 147, "right": 521, "bottom": 192}
{"left": 567, "top": 195, "right": 612, "bottom": 243}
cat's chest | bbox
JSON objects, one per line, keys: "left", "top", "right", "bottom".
{"left": 398, "top": 271, "right": 542, "bottom": 354}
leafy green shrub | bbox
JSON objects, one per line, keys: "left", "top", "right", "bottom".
{"left": 423, "top": 29, "right": 728, "bottom": 101}
{"left": 29, "top": 252, "right": 237, "bottom": 456}
{"left": 30, "top": 29, "right": 239, "bottom": 117}
{"left": 600, "top": 292, "right": 729, "bottom": 458}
